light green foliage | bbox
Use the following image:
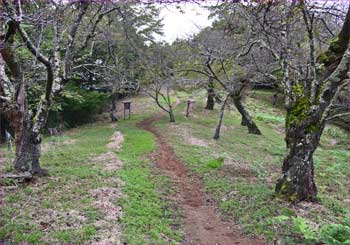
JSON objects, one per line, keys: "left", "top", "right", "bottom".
{"left": 292, "top": 217, "right": 318, "bottom": 242}
{"left": 320, "top": 223, "right": 350, "bottom": 244}
{"left": 206, "top": 157, "right": 224, "bottom": 169}
{"left": 256, "top": 112, "right": 285, "bottom": 123}
{"left": 329, "top": 37, "right": 342, "bottom": 53}
{"left": 269, "top": 215, "right": 289, "bottom": 224}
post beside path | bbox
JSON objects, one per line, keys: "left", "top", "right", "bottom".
{"left": 122, "top": 101, "right": 131, "bottom": 119}
{"left": 186, "top": 100, "right": 195, "bottom": 117}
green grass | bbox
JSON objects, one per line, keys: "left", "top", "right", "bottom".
{"left": 1, "top": 91, "right": 349, "bottom": 244}
{"left": 1, "top": 123, "right": 117, "bottom": 244}
{"left": 155, "top": 89, "right": 350, "bottom": 244}
{"left": 0, "top": 96, "right": 182, "bottom": 244}
{"left": 116, "top": 124, "right": 182, "bottom": 244}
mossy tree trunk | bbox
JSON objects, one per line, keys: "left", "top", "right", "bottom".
{"left": 0, "top": 20, "right": 46, "bottom": 175}
{"left": 13, "top": 100, "right": 50, "bottom": 175}
{"left": 1, "top": 3, "right": 88, "bottom": 176}
{"left": 272, "top": 2, "right": 350, "bottom": 202}
{"left": 276, "top": 51, "right": 350, "bottom": 201}
{"left": 275, "top": 109, "right": 325, "bottom": 201}
{"left": 205, "top": 78, "right": 215, "bottom": 110}
{"left": 241, "top": 116, "right": 248, "bottom": 126}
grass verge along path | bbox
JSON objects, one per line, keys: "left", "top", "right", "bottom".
{"left": 138, "top": 104, "right": 263, "bottom": 244}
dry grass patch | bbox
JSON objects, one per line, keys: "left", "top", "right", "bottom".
{"left": 36, "top": 209, "right": 87, "bottom": 231}
{"left": 90, "top": 220, "right": 122, "bottom": 244}
{"left": 169, "top": 124, "right": 212, "bottom": 148}
{"left": 89, "top": 187, "right": 124, "bottom": 244}
{"left": 92, "top": 152, "right": 123, "bottom": 171}
{"left": 107, "top": 131, "right": 124, "bottom": 150}
{"left": 222, "top": 158, "right": 257, "bottom": 179}
{"left": 42, "top": 139, "right": 78, "bottom": 153}
{"left": 89, "top": 187, "right": 124, "bottom": 220}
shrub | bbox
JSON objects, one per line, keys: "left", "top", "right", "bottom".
{"left": 320, "top": 224, "right": 350, "bottom": 244}
{"left": 48, "top": 83, "right": 109, "bottom": 128}
{"left": 206, "top": 157, "right": 224, "bottom": 169}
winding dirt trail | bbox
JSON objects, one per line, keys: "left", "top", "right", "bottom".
{"left": 138, "top": 102, "right": 262, "bottom": 244}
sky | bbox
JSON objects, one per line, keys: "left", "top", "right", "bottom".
{"left": 154, "top": 3, "right": 214, "bottom": 43}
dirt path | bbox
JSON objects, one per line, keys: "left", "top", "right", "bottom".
{"left": 138, "top": 103, "right": 262, "bottom": 244}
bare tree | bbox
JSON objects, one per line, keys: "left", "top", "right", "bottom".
{"left": 185, "top": 28, "right": 262, "bottom": 138}
{"left": 0, "top": 1, "right": 123, "bottom": 175}
{"left": 143, "top": 45, "right": 176, "bottom": 122}
{"left": 1, "top": 1, "right": 89, "bottom": 175}
{"left": 237, "top": 0, "right": 350, "bottom": 201}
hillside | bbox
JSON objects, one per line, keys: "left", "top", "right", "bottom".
{"left": 1, "top": 90, "right": 349, "bottom": 244}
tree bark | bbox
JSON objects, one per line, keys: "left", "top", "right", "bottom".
{"left": 205, "top": 89, "right": 215, "bottom": 110}
{"left": 274, "top": 2, "right": 350, "bottom": 202}
{"left": 13, "top": 113, "right": 47, "bottom": 176}
{"left": 213, "top": 95, "right": 229, "bottom": 140}
{"left": 275, "top": 119, "right": 325, "bottom": 201}
{"left": 110, "top": 96, "right": 118, "bottom": 122}
{"left": 6, "top": 109, "right": 25, "bottom": 156}
{"left": 169, "top": 106, "right": 175, "bottom": 123}
{"left": 241, "top": 116, "right": 248, "bottom": 126}
{"left": 1, "top": 2, "right": 88, "bottom": 177}
{"left": 232, "top": 96, "right": 261, "bottom": 135}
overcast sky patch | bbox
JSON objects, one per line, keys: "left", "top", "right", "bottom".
{"left": 154, "top": 3, "right": 214, "bottom": 43}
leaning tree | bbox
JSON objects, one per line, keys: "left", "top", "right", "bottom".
{"left": 238, "top": 0, "right": 350, "bottom": 201}
{"left": 184, "top": 27, "right": 262, "bottom": 138}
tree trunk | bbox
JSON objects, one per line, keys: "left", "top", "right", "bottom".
{"left": 213, "top": 96, "right": 228, "bottom": 140}
{"left": 110, "top": 97, "right": 118, "bottom": 122}
{"left": 241, "top": 116, "right": 248, "bottom": 126}
{"left": 272, "top": 93, "right": 278, "bottom": 106}
{"left": 205, "top": 89, "right": 215, "bottom": 110}
{"left": 13, "top": 113, "right": 47, "bottom": 176}
{"left": 169, "top": 107, "right": 175, "bottom": 123}
{"left": 6, "top": 109, "right": 25, "bottom": 156}
{"left": 13, "top": 100, "right": 50, "bottom": 176}
{"left": 233, "top": 96, "right": 261, "bottom": 135}
{"left": 275, "top": 121, "right": 325, "bottom": 201}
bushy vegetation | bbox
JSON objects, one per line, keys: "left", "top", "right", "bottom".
{"left": 48, "top": 83, "right": 109, "bottom": 128}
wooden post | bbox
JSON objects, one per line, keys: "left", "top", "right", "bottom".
{"left": 186, "top": 100, "right": 195, "bottom": 117}
{"left": 123, "top": 101, "right": 131, "bottom": 120}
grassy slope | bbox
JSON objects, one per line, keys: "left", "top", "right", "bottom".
{"left": 155, "top": 90, "right": 350, "bottom": 244}
{"left": 1, "top": 92, "right": 349, "bottom": 244}
{"left": 0, "top": 96, "right": 182, "bottom": 244}
{"left": 1, "top": 123, "right": 116, "bottom": 243}
{"left": 116, "top": 113, "right": 182, "bottom": 244}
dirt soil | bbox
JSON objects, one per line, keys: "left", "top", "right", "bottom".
{"left": 138, "top": 101, "right": 263, "bottom": 244}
